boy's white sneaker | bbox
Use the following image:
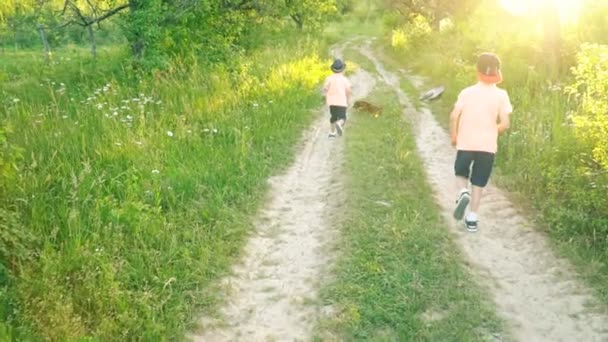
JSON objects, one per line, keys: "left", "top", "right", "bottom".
{"left": 453, "top": 189, "right": 470, "bottom": 221}
{"left": 464, "top": 212, "right": 479, "bottom": 232}
{"left": 328, "top": 133, "right": 337, "bottom": 139}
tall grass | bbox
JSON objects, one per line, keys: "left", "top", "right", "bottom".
{"left": 0, "top": 36, "right": 331, "bottom": 339}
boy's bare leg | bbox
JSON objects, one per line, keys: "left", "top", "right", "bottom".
{"left": 456, "top": 176, "right": 469, "bottom": 193}
{"left": 470, "top": 185, "right": 483, "bottom": 213}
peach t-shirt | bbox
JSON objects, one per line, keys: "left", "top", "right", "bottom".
{"left": 454, "top": 82, "right": 513, "bottom": 153}
{"left": 324, "top": 73, "right": 351, "bottom": 107}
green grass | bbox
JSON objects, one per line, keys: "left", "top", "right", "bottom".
{"left": 314, "top": 86, "right": 504, "bottom": 341}
{"left": 0, "top": 39, "right": 333, "bottom": 340}
{"left": 375, "top": 35, "right": 608, "bottom": 307}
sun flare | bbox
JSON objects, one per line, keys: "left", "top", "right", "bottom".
{"left": 498, "top": 0, "right": 585, "bottom": 22}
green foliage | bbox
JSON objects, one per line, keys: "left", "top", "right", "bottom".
{"left": 0, "top": 0, "right": 345, "bottom": 68}
{"left": 390, "top": 14, "right": 432, "bottom": 50}
{"left": 567, "top": 43, "right": 608, "bottom": 171}
{"left": 282, "top": 0, "right": 338, "bottom": 30}
{"left": 383, "top": 0, "right": 482, "bottom": 26}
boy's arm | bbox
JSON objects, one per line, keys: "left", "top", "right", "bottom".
{"left": 449, "top": 107, "right": 461, "bottom": 146}
{"left": 346, "top": 79, "right": 352, "bottom": 104}
{"left": 321, "top": 78, "right": 330, "bottom": 96}
{"left": 497, "top": 110, "right": 511, "bottom": 134}
{"left": 497, "top": 92, "right": 513, "bottom": 134}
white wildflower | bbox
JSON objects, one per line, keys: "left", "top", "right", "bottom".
{"left": 167, "top": 131, "right": 174, "bottom": 137}
{"left": 212, "top": 129, "right": 218, "bottom": 134}
{"left": 135, "top": 141, "right": 143, "bottom": 145}
{"left": 62, "top": 115, "right": 68, "bottom": 119}
{"left": 114, "top": 142, "right": 122, "bottom": 146}
{"left": 152, "top": 169, "right": 160, "bottom": 174}
{"left": 12, "top": 98, "right": 20, "bottom": 103}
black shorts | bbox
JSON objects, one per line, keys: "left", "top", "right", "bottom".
{"left": 329, "top": 105, "right": 347, "bottom": 123}
{"left": 454, "top": 150, "right": 495, "bottom": 187}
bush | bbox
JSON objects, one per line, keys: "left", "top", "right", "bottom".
{"left": 390, "top": 14, "right": 432, "bottom": 50}
{"left": 566, "top": 43, "right": 608, "bottom": 171}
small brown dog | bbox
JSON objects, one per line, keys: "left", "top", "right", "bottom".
{"left": 353, "top": 100, "right": 383, "bottom": 118}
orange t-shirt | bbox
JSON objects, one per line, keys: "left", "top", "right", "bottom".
{"left": 454, "top": 82, "right": 513, "bottom": 153}
{"left": 323, "top": 73, "right": 351, "bottom": 107}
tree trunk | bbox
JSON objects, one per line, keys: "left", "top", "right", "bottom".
{"left": 37, "top": 24, "right": 51, "bottom": 63}
{"left": 542, "top": 1, "right": 561, "bottom": 77}
{"left": 87, "top": 25, "right": 97, "bottom": 59}
{"left": 129, "top": 0, "right": 145, "bottom": 58}
{"left": 12, "top": 25, "right": 18, "bottom": 52}
{"left": 291, "top": 14, "right": 303, "bottom": 30}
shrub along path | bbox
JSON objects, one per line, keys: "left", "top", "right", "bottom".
{"left": 357, "top": 41, "right": 608, "bottom": 341}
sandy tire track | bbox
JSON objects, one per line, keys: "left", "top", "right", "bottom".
{"left": 358, "top": 43, "right": 608, "bottom": 342}
{"left": 189, "top": 68, "right": 376, "bottom": 341}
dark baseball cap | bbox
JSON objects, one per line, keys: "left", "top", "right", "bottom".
{"left": 477, "top": 53, "right": 501, "bottom": 75}
{"left": 477, "top": 53, "right": 502, "bottom": 83}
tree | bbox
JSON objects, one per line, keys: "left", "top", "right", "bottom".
{"left": 383, "top": 0, "right": 481, "bottom": 28}
{"left": 1, "top": 0, "right": 337, "bottom": 66}
{"left": 282, "top": 0, "right": 337, "bottom": 29}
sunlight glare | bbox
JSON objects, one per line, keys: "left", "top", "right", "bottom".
{"left": 498, "top": 0, "right": 585, "bottom": 22}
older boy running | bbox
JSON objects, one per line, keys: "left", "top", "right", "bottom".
{"left": 450, "top": 53, "right": 513, "bottom": 232}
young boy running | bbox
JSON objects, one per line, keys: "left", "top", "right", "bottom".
{"left": 450, "top": 53, "right": 513, "bottom": 232}
{"left": 323, "top": 59, "right": 352, "bottom": 138}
